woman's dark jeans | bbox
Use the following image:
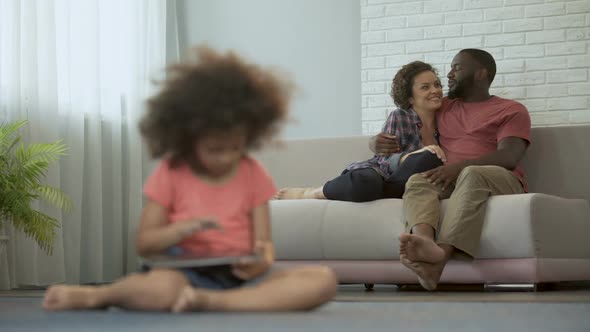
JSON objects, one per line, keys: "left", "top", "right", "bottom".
{"left": 323, "top": 151, "right": 443, "bottom": 202}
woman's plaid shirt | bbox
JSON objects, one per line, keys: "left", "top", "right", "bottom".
{"left": 345, "top": 108, "right": 425, "bottom": 177}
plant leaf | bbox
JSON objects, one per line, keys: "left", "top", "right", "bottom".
{"left": 36, "top": 185, "right": 72, "bottom": 212}
{"left": 0, "top": 120, "right": 70, "bottom": 255}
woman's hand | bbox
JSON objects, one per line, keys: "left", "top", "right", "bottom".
{"left": 401, "top": 145, "right": 446, "bottom": 163}
{"left": 231, "top": 240, "right": 275, "bottom": 280}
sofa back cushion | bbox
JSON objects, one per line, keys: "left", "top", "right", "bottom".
{"left": 255, "top": 125, "right": 590, "bottom": 203}
{"left": 254, "top": 137, "right": 373, "bottom": 188}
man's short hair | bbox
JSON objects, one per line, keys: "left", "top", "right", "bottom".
{"left": 460, "top": 48, "right": 496, "bottom": 84}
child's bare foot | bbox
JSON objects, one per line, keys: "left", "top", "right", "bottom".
{"left": 400, "top": 254, "right": 444, "bottom": 291}
{"left": 43, "top": 285, "right": 102, "bottom": 311}
{"left": 172, "top": 286, "right": 212, "bottom": 313}
{"left": 274, "top": 187, "right": 322, "bottom": 200}
{"left": 399, "top": 233, "right": 445, "bottom": 263}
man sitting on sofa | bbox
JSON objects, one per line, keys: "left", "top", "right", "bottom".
{"left": 394, "top": 49, "right": 532, "bottom": 290}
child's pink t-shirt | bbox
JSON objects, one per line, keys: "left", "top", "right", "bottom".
{"left": 143, "top": 156, "right": 276, "bottom": 256}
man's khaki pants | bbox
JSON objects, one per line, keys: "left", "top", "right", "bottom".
{"left": 403, "top": 165, "right": 524, "bottom": 257}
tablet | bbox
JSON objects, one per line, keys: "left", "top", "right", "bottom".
{"left": 142, "top": 251, "right": 261, "bottom": 268}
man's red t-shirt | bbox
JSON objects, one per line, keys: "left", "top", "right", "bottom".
{"left": 437, "top": 96, "right": 531, "bottom": 190}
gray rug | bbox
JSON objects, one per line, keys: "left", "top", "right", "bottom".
{"left": 1, "top": 297, "right": 589, "bottom": 332}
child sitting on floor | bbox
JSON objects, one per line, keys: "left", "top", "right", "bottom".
{"left": 43, "top": 46, "right": 337, "bottom": 312}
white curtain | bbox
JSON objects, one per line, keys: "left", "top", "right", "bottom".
{"left": 0, "top": 0, "right": 177, "bottom": 289}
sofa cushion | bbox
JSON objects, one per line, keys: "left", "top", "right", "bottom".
{"left": 271, "top": 199, "right": 404, "bottom": 260}
{"left": 271, "top": 193, "right": 590, "bottom": 260}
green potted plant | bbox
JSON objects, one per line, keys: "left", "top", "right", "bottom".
{"left": 0, "top": 120, "right": 71, "bottom": 255}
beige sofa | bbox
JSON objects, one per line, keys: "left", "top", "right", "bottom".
{"left": 255, "top": 125, "right": 590, "bottom": 289}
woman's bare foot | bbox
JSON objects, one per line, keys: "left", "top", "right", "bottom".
{"left": 172, "top": 286, "right": 212, "bottom": 313}
{"left": 274, "top": 187, "right": 323, "bottom": 200}
{"left": 400, "top": 254, "right": 444, "bottom": 291}
{"left": 399, "top": 233, "right": 445, "bottom": 263}
{"left": 43, "top": 285, "right": 103, "bottom": 311}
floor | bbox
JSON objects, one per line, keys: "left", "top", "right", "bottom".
{"left": 338, "top": 283, "right": 590, "bottom": 302}
{"left": 1, "top": 284, "right": 589, "bottom": 332}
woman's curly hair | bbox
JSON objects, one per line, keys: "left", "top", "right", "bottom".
{"left": 139, "top": 46, "right": 293, "bottom": 168}
{"left": 390, "top": 61, "right": 438, "bottom": 110}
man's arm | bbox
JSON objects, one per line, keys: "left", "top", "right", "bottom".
{"left": 369, "top": 133, "right": 400, "bottom": 155}
{"left": 422, "top": 137, "right": 528, "bottom": 190}
{"left": 458, "top": 137, "right": 528, "bottom": 170}
{"left": 369, "top": 135, "right": 378, "bottom": 153}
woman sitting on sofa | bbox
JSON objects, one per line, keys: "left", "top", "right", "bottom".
{"left": 276, "top": 61, "right": 446, "bottom": 202}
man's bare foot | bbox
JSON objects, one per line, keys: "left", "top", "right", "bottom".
{"left": 172, "top": 286, "right": 212, "bottom": 313}
{"left": 274, "top": 187, "right": 322, "bottom": 200}
{"left": 43, "top": 285, "right": 102, "bottom": 311}
{"left": 399, "top": 233, "right": 445, "bottom": 263}
{"left": 400, "top": 254, "right": 444, "bottom": 291}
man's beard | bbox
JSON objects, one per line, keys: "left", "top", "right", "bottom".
{"left": 448, "top": 77, "right": 474, "bottom": 99}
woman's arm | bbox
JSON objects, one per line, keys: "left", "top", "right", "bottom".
{"left": 400, "top": 145, "right": 446, "bottom": 164}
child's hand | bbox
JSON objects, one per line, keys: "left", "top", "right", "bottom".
{"left": 231, "top": 240, "right": 275, "bottom": 280}
{"left": 173, "top": 218, "right": 221, "bottom": 240}
{"left": 198, "top": 218, "right": 222, "bottom": 231}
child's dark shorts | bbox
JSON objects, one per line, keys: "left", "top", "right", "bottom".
{"left": 140, "top": 247, "right": 272, "bottom": 290}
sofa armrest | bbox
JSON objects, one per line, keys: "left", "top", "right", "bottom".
{"left": 529, "top": 193, "right": 590, "bottom": 259}
{"left": 440, "top": 193, "right": 590, "bottom": 259}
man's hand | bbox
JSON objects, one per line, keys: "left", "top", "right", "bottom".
{"left": 232, "top": 241, "right": 274, "bottom": 280}
{"left": 370, "top": 133, "right": 400, "bottom": 156}
{"left": 420, "top": 137, "right": 528, "bottom": 191}
{"left": 422, "top": 163, "right": 464, "bottom": 191}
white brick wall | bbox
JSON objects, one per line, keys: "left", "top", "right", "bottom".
{"left": 361, "top": 0, "right": 590, "bottom": 132}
